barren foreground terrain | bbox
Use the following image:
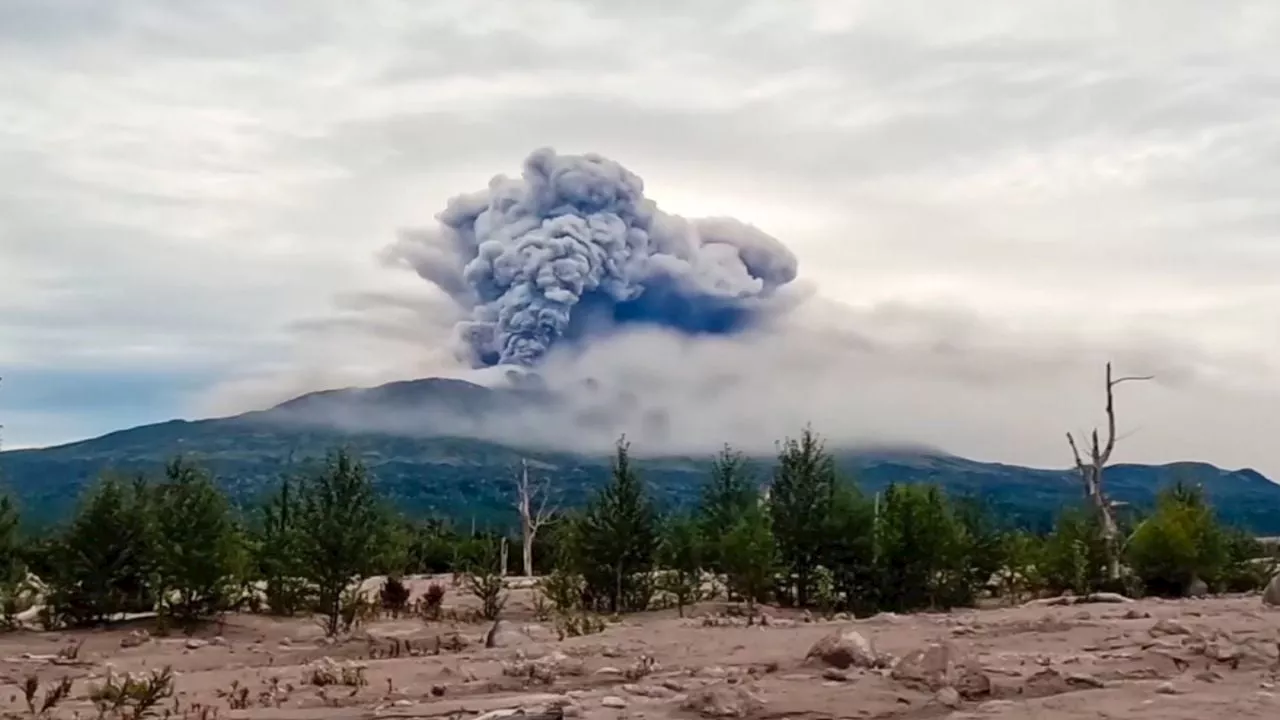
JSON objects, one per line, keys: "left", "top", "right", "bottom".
{"left": 3, "top": 580, "right": 1279, "bottom": 720}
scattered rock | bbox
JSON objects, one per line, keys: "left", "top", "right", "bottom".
{"left": 1123, "top": 609, "right": 1151, "bottom": 620}
{"left": 1087, "top": 592, "right": 1135, "bottom": 604}
{"left": 600, "top": 695, "right": 627, "bottom": 709}
{"left": 1065, "top": 673, "right": 1106, "bottom": 689}
{"left": 1187, "top": 577, "right": 1209, "bottom": 598}
{"left": 935, "top": 686, "right": 961, "bottom": 708}
{"left": 1021, "top": 668, "right": 1072, "bottom": 699}
{"left": 1194, "top": 670, "right": 1224, "bottom": 683}
{"left": 680, "top": 684, "right": 765, "bottom": 718}
{"left": 821, "top": 668, "right": 849, "bottom": 682}
{"left": 1149, "top": 618, "right": 1192, "bottom": 637}
{"left": 121, "top": 630, "right": 150, "bottom": 648}
{"left": 890, "top": 640, "right": 989, "bottom": 698}
{"left": 806, "top": 628, "right": 880, "bottom": 670}
{"left": 1155, "top": 681, "right": 1181, "bottom": 695}
{"left": 473, "top": 710, "right": 522, "bottom": 720}
{"left": 1202, "top": 638, "right": 1242, "bottom": 664}
{"left": 185, "top": 638, "right": 208, "bottom": 650}
{"left": 622, "top": 684, "right": 674, "bottom": 699}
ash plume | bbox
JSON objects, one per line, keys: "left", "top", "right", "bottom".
{"left": 383, "top": 148, "right": 800, "bottom": 367}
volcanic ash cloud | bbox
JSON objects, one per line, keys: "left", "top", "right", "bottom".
{"left": 384, "top": 148, "right": 801, "bottom": 368}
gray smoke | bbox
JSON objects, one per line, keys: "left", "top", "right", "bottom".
{"left": 384, "top": 148, "right": 800, "bottom": 367}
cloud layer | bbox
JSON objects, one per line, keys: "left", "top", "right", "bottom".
{"left": 3, "top": 1, "right": 1280, "bottom": 475}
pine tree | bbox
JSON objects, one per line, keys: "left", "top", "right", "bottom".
{"left": 574, "top": 437, "right": 658, "bottom": 613}
{"left": 152, "top": 457, "right": 240, "bottom": 627}
{"left": 48, "top": 476, "right": 155, "bottom": 626}
{"left": 768, "top": 426, "right": 837, "bottom": 607}
{"left": 720, "top": 503, "right": 777, "bottom": 615}
{"left": 820, "top": 482, "right": 876, "bottom": 613}
{"left": 697, "top": 445, "right": 757, "bottom": 570}
{"left": 256, "top": 474, "right": 310, "bottom": 614}
{"left": 0, "top": 495, "right": 23, "bottom": 624}
{"left": 657, "top": 514, "right": 703, "bottom": 616}
{"left": 295, "top": 450, "right": 382, "bottom": 636}
{"left": 0, "top": 495, "right": 21, "bottom": 587}
{"left": 874, "top": 483, "right": 968, "bottom": 611}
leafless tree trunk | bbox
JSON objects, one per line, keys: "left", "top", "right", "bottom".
{"left": 1066, "top": 362, "right": 1152, "bottom": 581}
{"left": 514, "top": 459, "right": 557, "bottom": 577}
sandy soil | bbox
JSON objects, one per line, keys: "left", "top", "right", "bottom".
{"left": 2, "top": 578, "right": 1278, "bottom": 720}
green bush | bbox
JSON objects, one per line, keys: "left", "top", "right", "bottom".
{"left": 1126, "top": 483, "right": 1227, "bottom": 597}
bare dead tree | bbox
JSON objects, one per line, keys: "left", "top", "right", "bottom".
{"left": 513, "top": 459, "right": 558, "bottom": 577}
{"left": 1066, "top": 362, "right": 1153, "bottom": 581}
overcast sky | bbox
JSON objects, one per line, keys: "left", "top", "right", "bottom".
{"left": 2, "top": 0, "right": 1279, "bottom": 475}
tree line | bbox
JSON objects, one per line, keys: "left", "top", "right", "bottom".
{"left": 0, "top": 427, "right": 1271, "bottom": 636}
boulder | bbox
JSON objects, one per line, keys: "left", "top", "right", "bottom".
{"left": 805, "top": 627, "right": 880, "bottom": 669}
{"left": 891, "top": 640, "right": 990, "bottom": 698}
{"left": 1263, "top": 574, "right": 1280, "bottom": 606}
{"left": 680, "top": 684, "right": 765, "bottom": 718}
{"left": 1187, "top": 577, "right": 1209, "bottom": 598}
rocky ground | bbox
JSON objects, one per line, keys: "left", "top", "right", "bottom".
{"left": 1, "top": 580, "right": 1278, "bottom": 720}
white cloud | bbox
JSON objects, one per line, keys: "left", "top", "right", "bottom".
{"left": 2, "top": 0, "right": 1279, "bottom": 475}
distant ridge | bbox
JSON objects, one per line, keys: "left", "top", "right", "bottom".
{"left": 2, "top": 377, "right": 1278, "bottom": 532}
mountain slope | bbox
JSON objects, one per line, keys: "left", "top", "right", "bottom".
{"left": 3, "top": 379, "right": 1279, "bottom": 532}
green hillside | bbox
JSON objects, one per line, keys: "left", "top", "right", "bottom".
{"left": 3, "top": 411, "right": 1279, "bottom": 533}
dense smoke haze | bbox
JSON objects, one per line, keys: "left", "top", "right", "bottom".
{"left": 383, "top": 148, "right": 803, "bottom": 368}
{"left": 200, "top": 146, "right": 1270, "bottom": 467}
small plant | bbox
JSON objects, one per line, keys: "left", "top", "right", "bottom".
{"left": 537, "top": 569, "right": 583, "bottom": 613}
{"left": 553, "top": 611, "right": 606, "bottom": 640}
{"left": 54, "top": 638, "right": 86, "bottom": 663}
{"left": 463, "top": 572, "right": 507, "bottom": 621}
{"left": 22, "top": 674, "right": 73, "bottom": 718}
{"left": 337, "top": 587, "right": 378, "bottom": 633}
{"left": 1, "top": 593, "right": 20, "bottom": 632}
{"left": 257, "top": 676, "right": 287, "bottom": 708}
{"left": 811, "top": 566, "right": 836, "bottom": 619}
{"left": 530, "top": 591, "right": 552, "bottom": 621}
{"left": 215, "top": 680, "right": 250, "bottom": 710}
{"left": 379, "top": 576, "right": 411, "bottom": 617}
{"left": 624, "top": 654, "right": 658, "bottom": 681}
{"left": 88, "top": 666, "right": 175, "bottom": 720}
{"left": 416, "top": 582, "right": 446, "bottom": 622}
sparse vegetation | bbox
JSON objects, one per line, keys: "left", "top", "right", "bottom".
{"left": 22, "top": 674, "right": 73, "bottom": 718}
{"left": 379, "top": 575, "right": 411, "bottom": 617}
{"left": 415, "top": 581, "right": 446, "bottom": 622}
{"left": 0, "top": 411, "right": 1263, "bottom": 652}
{"left": 152, "top": 458, "right": 241, "bottom": 628}
{"left": 294, "top": 450, "right": 382, "bottom": 636}
{"left": 461, "top": 539, "right": 508, "bottom": 621}
{"left": 88, "top": 666, "right": 175, "bottom": 720}
{"left": 656, "top": 514, "right": 703, "bottom": 616}
{"left": 572, "top": 437, "right": 659, "bottom": 613}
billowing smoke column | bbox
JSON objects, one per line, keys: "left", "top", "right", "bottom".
{"left": 386, "top": 148, "right": 800, "bottom": 367}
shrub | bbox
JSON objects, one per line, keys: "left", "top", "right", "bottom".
{"left": 417, "top": 582, "right": 446, "bottom": 621}
{"left": 1127, "top": 483, "right": 1227, "bottom": 597}
{"left": 537, "top": 569, "right": 583, "bottom": 613}
{"left": 379, "top": 576, "right": 411, "bottom": 616}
